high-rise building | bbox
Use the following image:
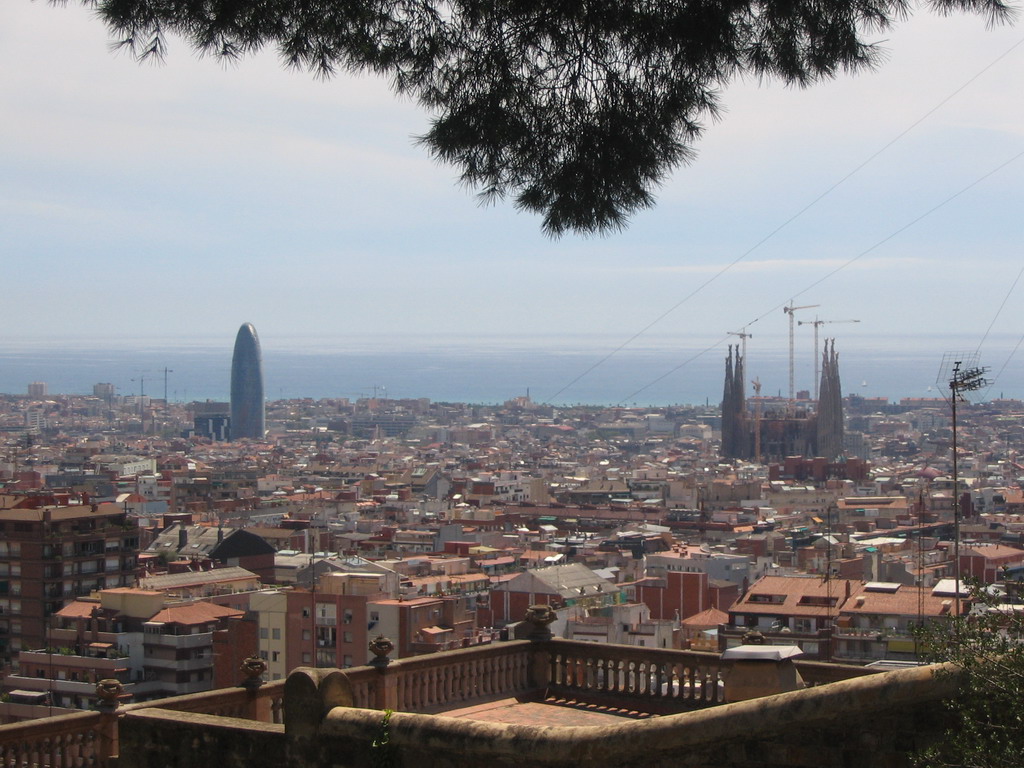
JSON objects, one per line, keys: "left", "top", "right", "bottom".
{"left": 230, "top": 323, "right": 265, "bottom": 440}
{"left": 0, "top": 494, "right": 140, "bottom": 665}
{"left": 27, "top": 382, "right": 48, "bottom": 398}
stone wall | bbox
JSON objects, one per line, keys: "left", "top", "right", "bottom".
{"left": 114, "top": 648, "right": 959, "bottom": 768}
{"left": 118, "top": 710, "right": 285, "bottom": 768}
{"left": 296, "top": 664, "right": 958, "bottom": 768}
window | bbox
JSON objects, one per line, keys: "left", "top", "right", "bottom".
{"left": 343, "top": 609, "right": 353, "bottom": 624}
{"left": 272, "top": 628, "right": 281, "bottom": 640}
{"left": 272, "top": 651, "right": 280, "bottom": 662}
{"left": 302, "top": 630, "right": 311, "bottom": 641}
{"left": 302, "top": 653, "right": 311, "bottom": 663}
{"left": 302, "top": 608, "right": 310, "bottom": 618}
{"left": 259, "top": 628, "right": 269, "bottom": 640}
{"left": 343, "top": 631, "right": 353, "bottom": 643}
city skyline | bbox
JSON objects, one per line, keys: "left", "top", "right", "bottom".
{"left": 3, "top": 4, "right": 1023, "bottom": 401}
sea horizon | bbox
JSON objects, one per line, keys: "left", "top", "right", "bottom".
{"left": 0, "top": 332, "right": 1019, "bottom": 406}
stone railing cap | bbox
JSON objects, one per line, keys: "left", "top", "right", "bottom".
{"left": 722, "top": 645, "right": 804, "bottom": 661}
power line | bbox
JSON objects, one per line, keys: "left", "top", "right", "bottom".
{"left": 541, "top": 34, "right": 1024, "bottom": 405}
{"left": 974, "top": 264, "right": 1024, "bottom": 398}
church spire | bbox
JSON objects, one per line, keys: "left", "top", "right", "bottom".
{"left": 816, "top": 339, "right": 844, "bottom": 460}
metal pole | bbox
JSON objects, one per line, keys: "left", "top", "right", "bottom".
{"left": 951, "top": 364, "right": 961, "bottom": 619}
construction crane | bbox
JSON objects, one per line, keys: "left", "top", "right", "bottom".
{"left": 797, "top": 318, "right": 860, "bottom": 399}
{"left": 783, "top": 301, "right": 819, "bottom": 404}
{"left": 727, "top": 327, "right": 752, "bottom": 397}
{"left": 752, "top": 377, "right": 762, "bottom": 464}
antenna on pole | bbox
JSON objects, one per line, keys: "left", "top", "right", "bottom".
{"left": 937, "top": 352, "right": 988, "bottom": 620}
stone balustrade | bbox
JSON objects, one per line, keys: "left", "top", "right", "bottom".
{"left": 0, "top": 709, "right": 113, "bottom": 768}
{"left": 120, "top": 679, "right": 287, "bottom": 723}
{"left": 2, "top": 636, "right": 920, "bottom": 768}
{"left": 547, "top": 643, "right": 729, "bottom": 710}
{"left": 292, "top": 661, "right": 961, "bottom": 768}
{"left": 0, "top": 657, "right": 284, "bottom": 766}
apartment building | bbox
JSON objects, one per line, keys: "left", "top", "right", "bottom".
{"left": 0, "top": 494, "right": 139, "bottom": 665}
{"left": 1, "top": 587, "right": 246, "bottom": 717}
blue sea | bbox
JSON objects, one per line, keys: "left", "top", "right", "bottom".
{"left": 0, "top": 333, "right": 1020, "bottom": 406}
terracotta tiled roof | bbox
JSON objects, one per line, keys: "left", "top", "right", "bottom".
{"left": 54, "top": 600, "right": 101, "bottom": 619}
{"left": 148, "top": 601, "right": 244, "bottom": 626}
{"left": 681, "top": 607, "right": 729, "bottom": 627}
{"left": 732, "top": 575, "right": 856, "bottom": 617}
{"left": 842, "top": 584, "right": 954, "bottom": 618}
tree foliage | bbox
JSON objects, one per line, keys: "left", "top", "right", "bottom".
{"left": 70, "top": 0, "right": 1013, "bottom": 235}
{"left": 914, "top": 580, "right": 1024, "bottom": 768}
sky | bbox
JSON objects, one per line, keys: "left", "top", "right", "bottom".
{"left": 3, "top": 1, "right": 1024, "bottom": 402}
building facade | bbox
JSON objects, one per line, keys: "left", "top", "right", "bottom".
{"left": 0, "top": 495, "right": 139, "bottom": 665}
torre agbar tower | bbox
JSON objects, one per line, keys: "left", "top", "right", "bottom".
{"left": 230, "top": 322, "right": 265, "bottom": 440}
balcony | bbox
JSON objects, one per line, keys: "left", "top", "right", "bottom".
{"left": 833, "top": 627, "right": 883, "bottom": 640}
{"left": 143, "top": 656, "right": 212, "bottom": 673}
{"left": 143, "top": 633, "right": 211, "bottom": 650}
{"left": 0, "top": 633, "right": 960, "bottom": 768}
{"left": 18, "top": 651, "right": 127, "bottom": 671}
{"left": 4, "top": 674, "right": 132, "bottom": 697}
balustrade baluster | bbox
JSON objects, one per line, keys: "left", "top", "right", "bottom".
{"left": 459, "top": 662, "right": 468, "bottom": 702}
{"left": 481, "top": 657, "right": 492, "bottom": 697}
{"left": 414, "top": 670, "right": 425, "bottom": 710}
{"left": 405, "top": 670, "right": 416, "bottom": 710}
{"left": 271, "top": 695, "right": 284, "bottom": 724}
{"left": 511, "top": 652, "right": 522, "bottom": 691}
{"left": 442, "top": 664, "right": 452, "bottom": 706}
{"left": 68, "top": 731, "right": 80, "bottom": 767}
